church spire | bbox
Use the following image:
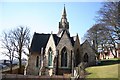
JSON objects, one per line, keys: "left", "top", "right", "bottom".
{"left": 58, "top": 5, "right": 69, "bottom": 36}
{"left": 62, "top": 4, "right": 67, "bottom": 18}
{"left": 61, "top": 4, "right": 69, "bottom": 29}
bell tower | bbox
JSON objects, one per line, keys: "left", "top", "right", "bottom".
{"left": 58, "top": 5, "right": 69, "bottom": 36}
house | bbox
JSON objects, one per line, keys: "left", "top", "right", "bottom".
{"left": 99, "top": 43, "right": 120, "bottom": 59}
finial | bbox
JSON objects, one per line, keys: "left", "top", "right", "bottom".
{"left": 64, "top": 4, "right": 65, "bottom": 7}
{"left": 62, "top": 4, "right": 66, "bottom": 16}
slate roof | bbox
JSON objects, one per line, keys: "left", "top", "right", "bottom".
{"left": 80, "top": 40, "right": 92, "bottom": 47}
{"left": 30, "top": 32, "right": 75, "bottom": 53}
{"left": 53, "top": 34, "right": 60, "bottom": 46}
{"left": 70, "top": 37, "right": 75, "bottom": 46}
{"left": 30, "top": 32, "right": 50, "bottom": 53}
{"left": 80, "top": 40, "right": 97, "bottom": 53}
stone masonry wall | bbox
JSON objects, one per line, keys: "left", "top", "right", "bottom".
{"left": 44, "top": 34, "right": 57, "bottom": 76}
{"left": 81, "top": 42, "right": 96, "bottom": 66}
{"left": 57, "top": 32, "right": 73, "bottom": 73}
{"left": 26, "top": 52, "right": 40, "bottom": 75}
{"left": 74, "top": 35, "right": 81, "bottom": 66}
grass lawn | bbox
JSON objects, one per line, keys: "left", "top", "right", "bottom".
{"left": 86, "top": 58, "right": 120, "bottom": 78}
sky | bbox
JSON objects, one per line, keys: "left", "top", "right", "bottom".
{"left": 0, "top": 2, "right": 102, "bottom": 60}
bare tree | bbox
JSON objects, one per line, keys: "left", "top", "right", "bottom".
{"left": 1, "top": 26, "right": 31, "bottom": 74}
{"left": 1, "top": 32, "right": 15, "bottom": 73}
{"left": 83, "top": 23, "right": 119, "bottom": 58}
{"left": 96, "top": 2, "right": 120, "bottom": 41}
{"left": 96, "top": 2, "right": 120, "bottom": 58}
{"left": 84, "top": 24, "right": 106, "bottom": 50}
{"left": 9, "top": 26, "right": 30, "bottom": 74}
{"left": 84, "top": 22, "right": 119, "bottom": 58}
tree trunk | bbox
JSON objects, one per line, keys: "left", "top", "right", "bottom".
{"left": 102, "top": 53, "right": 104, "bottom": 59}
{"left": 10, "top": 60, "right": 12, "bottom": 74}
{"left": 110, "top": 47, "right": 116, "bottom": 58}
{"left": 18, "top": 51, "right": 22, "bottom": 74}
{"left": 114, "top": 49, "right": 117, "bottom": 58}
{"left": 113, "top": 43, "right": 118, "bottom": 58}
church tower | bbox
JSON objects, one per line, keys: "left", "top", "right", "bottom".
{"left": 58, "top": 5, "right": 69, "bottom": 36}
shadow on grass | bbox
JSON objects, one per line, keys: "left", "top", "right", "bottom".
{"left": 97, "top": 59, "right": 120, "bottom": 66}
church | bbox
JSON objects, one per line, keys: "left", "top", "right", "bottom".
{"left": 25, "top": 6, "right": 96, "bottom": 76}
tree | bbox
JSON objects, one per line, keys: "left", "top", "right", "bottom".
{"left": 96, "top": 2, "right": 120, "bottom": 58}
{"left": 97, "top": 2, "right": 120, "bottom": 41}
{"left": 84, "top": 23, "right": 107, "bottom": 51}
{"left": 1, "top": 26, "right": 31, "bottom": 74}
{"left": 83, "top": 2, "right": 119, "bottom": 58}
{"left": 1, "top": 32, "right": 15, "bottom": 73}
{"left": 10, "top": 26, "right": 30, "bottom": 74}
{"left": 83, "top": 23, "right": 118, "bottom": 58}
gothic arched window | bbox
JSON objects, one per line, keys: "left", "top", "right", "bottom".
{"left": 61, "top": 47, "right": 67, "bottom": 67}
{"left": 48, "top": 48, "right": 53, "bottom": 66}
{"left": 36, "top": 56, "right": 39, "bottom": 67}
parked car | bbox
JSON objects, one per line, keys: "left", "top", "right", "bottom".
{"left": 0, "top": 64, "right": 7, "bottom": 69}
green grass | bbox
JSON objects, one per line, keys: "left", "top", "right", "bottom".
{"left": 86, "top": 58, "right": 120, "bottom": 78}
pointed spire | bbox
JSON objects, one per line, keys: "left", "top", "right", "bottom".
{"left": 62, "top": 4, "right": 66, "bottom": 17}
{"left": 58, "top": 5, "right": 69, "bottom": 35}
{"left": 61, "top": 4, "right": 67, "bottom": 24}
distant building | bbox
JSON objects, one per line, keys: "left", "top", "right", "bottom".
{"left": 99, "top": 43, "right": 120, "bottom": 59}
{"left": 25, "top": 6, "right": 96, "bottom": 76}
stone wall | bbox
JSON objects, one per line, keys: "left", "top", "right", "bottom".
{"left": 57, "top": 68, "right": 71, "bottom": 75}
{"left": 80, "top": 41, "right": 96, "bottom": 66}
{"left": 57, "top": 32, "right": 73, "bottom": 74}
{"left": 2, "top": 74, "right": 71, "bottom": 80}
{"left": 73, "top": 35, "right": 81, "bottom": 66}
{"left": 44, "top": 34, "right": 57, "bottom": 76}
{"left": 26, "top": 52, "right": 40, "bottom": 75}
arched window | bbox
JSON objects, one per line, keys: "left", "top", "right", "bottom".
{"left": 61, "top": 47, "right": 67, "bottom": 67}
{"left": 36, "top": 56, "right": 39, "bottom": 67}
{"left": 48, "top": 48, "right": 52, "bottom": 66}
{"left": 83, "top": 53, "right": 88, "bottom": 62}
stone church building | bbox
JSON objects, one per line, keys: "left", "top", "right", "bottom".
{"left": 26, "top": 6, "right": 96, "bottom": 76}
